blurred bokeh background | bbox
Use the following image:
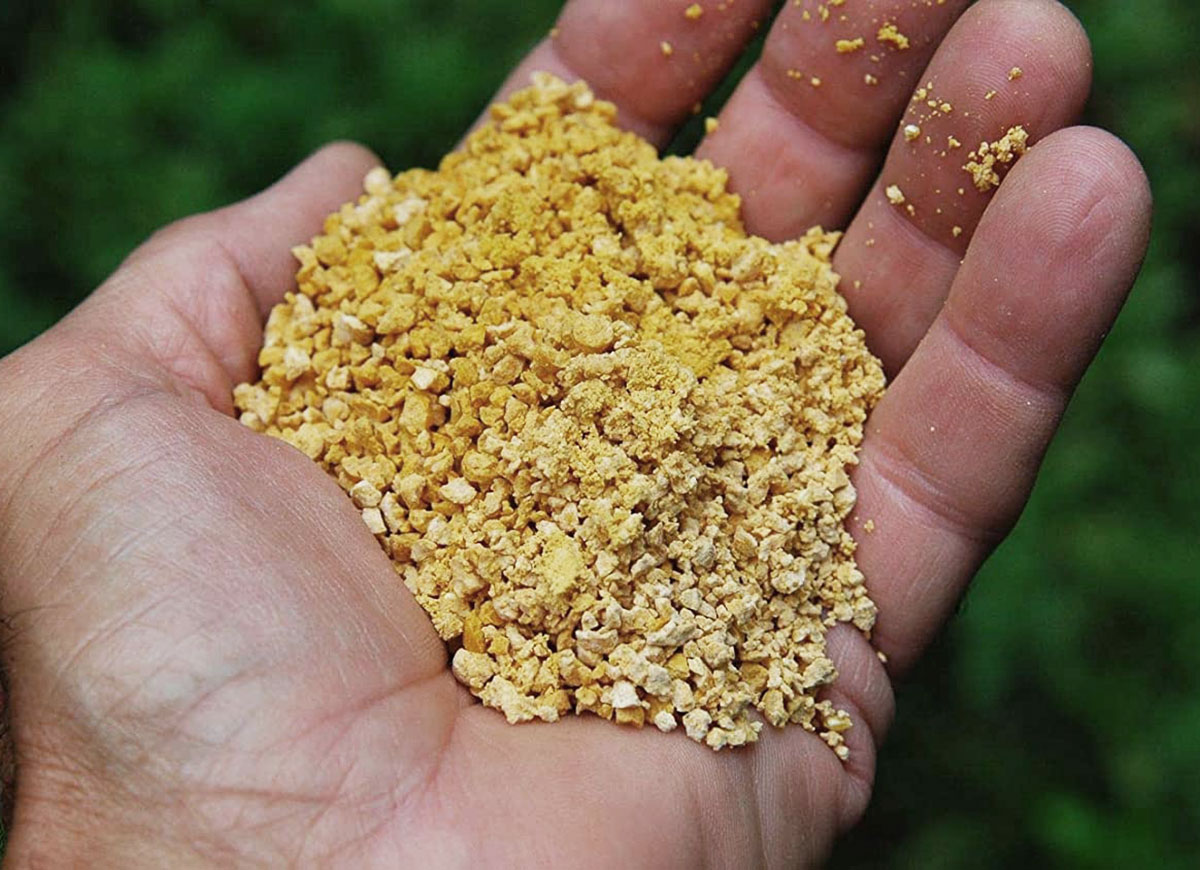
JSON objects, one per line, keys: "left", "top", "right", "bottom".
{"left": 1, "top": 0, "right": 1197, "bottom": 865}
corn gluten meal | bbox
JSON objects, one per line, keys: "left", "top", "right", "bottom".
{"left": 964, "top": 125, "right": 1030, "bottom": 193}
{"left": 234, "top": 74, "right": 886, "bottom": 753}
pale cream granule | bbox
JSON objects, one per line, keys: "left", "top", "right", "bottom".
{"left": 234, "top": 74, "right": 885, "bottom": 753}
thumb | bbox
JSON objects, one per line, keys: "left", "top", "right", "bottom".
{"left": 0, "top": 141, "right": 382, "bottom": 534}
{"left": 41, "top": 141, "right": 381, "bottom": 414}
{"left": 0, "top": 140, "right": 451, "bottom": 745}
{"left": 0, "top": 143, "right": 460, "bottom": 860}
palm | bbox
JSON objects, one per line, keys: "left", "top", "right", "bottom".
{"left": 0, "top": 0, "right": 1149, "bottom": 866}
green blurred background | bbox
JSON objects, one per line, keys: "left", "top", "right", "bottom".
{"left": 1, "top": 0, "right": 1197, "bottom": 865}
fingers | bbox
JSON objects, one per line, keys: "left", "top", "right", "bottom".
{"left": 836, "top": 0, "right": 1093, "bottom": 373}
{"left": 849, "top": 127, "right": 1151, "bottom": 671}
{"left": 697, "top": 0, "right": 972, "bottom": 239}
{"left": 493, "top": 0, "right": 774, "bottom": 146}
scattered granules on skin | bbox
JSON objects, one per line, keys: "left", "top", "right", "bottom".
{"left": 863, "top": 519, "right": 875, "bottom": 533}
{"left": 903, "top": 124, "right": 921, "bottom": 142}
{"left": 811, "top": 76, "right": 823, "bottom": 87}
{"left": 877, "top": 23, "right": 910, "bottom": 50}
{"left": 885, "top": 184, "right": 906, "bottom": 205}
{"left": 964, "top": 125, "right": 1030, "bottom": 192}
{"left": 705, "top": 116, "right": 720, "bottom": 134}
{"left": 234, "top": 74, "right": 885, "bottom": 754}
{"left": 660, "top": 40, "right": 674, "bottom": 57}
{"left": 685, "top": 3, "right": 704, "bottom": 19}
{"left": 836, "top": 37, "right": 865, "bottom": 53}
{"left": 864, "top": 73, "right": 878, "bottom": 86}
{"left": 1008, "top": 66, "right": 1023, "bottom": 80}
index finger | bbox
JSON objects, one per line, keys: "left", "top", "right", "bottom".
{"left": 492, "top": 0, "right": 774, "bottom": 146}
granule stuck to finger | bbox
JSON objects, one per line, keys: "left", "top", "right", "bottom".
{"left": 964, "top": 124, "right": 1030, "bottom": 192}
{"left": 235, "top": 73, "right": 886, "bottom": 755}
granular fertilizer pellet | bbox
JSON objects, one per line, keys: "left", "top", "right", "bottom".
{"left": 234, "top": 74, "right": 886, "bottom": 753}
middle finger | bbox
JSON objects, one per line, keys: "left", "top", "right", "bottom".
{"left": 834, "top": 0, "right": 1093, "bottom": 373}
{"left": 697, "top": 0, "right": 972, "bottom": 240}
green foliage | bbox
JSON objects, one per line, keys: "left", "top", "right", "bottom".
{"left": 1, "top": 0, "right": 1197, "bottom": 865}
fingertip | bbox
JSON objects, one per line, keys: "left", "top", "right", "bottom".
{"left": 283, "top": 140, "right": 384, "bottom": 190}
{"left": 248, "top": 138, "right": 385, "bottom": 233}
{"left": 1029, "top": 125, "right": 1150, "bottom": 205}
{"left": 205, "top": 139, "right": 382, "bottom": 313}
{"left": 958, "top": 0, "right": 1094, "bottom": 120}
{"left": 1049, "top": 126, "right": 1154, "bottom": 264}
{"left": 824, "top": 624, "right": 896, "bottom": 751}
{"left": 978, "top": 125, "right": 1152, "bottom": 306}
{"left": 85, "top": 139, "right": 388, "bottom": 407}
{"left": 134, "top": 139, "right": 385, "bottom": 313}
{"left": 1033, "top": 0, "right": 1094, "bottom": 105}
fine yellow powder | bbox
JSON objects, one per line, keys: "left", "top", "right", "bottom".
{"left": 234, "top": 74, "right": 885, "bottom": 753}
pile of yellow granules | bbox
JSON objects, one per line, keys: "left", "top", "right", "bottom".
{"left": 234, "top": 73, "right": 885, "bottom": 753}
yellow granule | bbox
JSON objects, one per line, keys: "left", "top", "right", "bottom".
{"left": 964, "top": 125, "right": 1030, "bottom": 192}
{"left": 234, "top": 74, "right": 885, "bottom": 753}
{"left": 876, "top": 23, "right": 910, "bottom": 50}
{"left": 835, "top": 37, "right": 865, "bottom": 53}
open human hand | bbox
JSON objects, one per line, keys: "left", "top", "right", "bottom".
{"left": 0, "top": 0, "right": 1150, "bottom": 866}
